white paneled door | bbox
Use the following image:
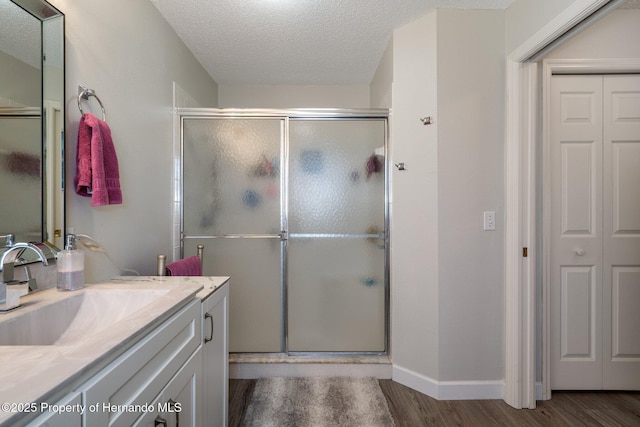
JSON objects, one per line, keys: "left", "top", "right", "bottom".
{"left": 550, "top": 74, "right": 640, "bottom": 390}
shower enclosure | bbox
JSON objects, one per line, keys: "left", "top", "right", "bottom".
{"left": 180, "top": 109, "right": 388, "bottom": 355}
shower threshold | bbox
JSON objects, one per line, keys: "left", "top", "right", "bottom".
{"left": 229, "top": 353, "right": 392, "bottom": 379}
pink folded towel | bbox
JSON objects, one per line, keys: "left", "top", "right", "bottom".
{"left": 165, "top": 256, "right": 202, "bottom": 276}
{"left": 74, "top": 113, "right": 122, "bottom": 206}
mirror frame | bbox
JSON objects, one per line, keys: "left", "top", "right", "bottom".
{"left": 1, "top": 0, "right": 65, "bottom": 251}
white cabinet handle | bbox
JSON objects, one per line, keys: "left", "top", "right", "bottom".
{"left": 575, "top": 248, "right": 585, "bottom": 256}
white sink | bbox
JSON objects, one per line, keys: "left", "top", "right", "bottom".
{"left": 0, "top": 276, "right": 206, "bottom": 427}
{"left": 0, "top": 288, "right": 169, "bottom": 346}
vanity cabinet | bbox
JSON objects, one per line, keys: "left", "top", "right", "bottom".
{"left": 201, "top": 281, "right": 229, "bottom": 427}
{"left": 83, "top": 299, "right": 201, "bottom": 426}
{"left": 1, "top": 278, "right": 230, "bottom": 427}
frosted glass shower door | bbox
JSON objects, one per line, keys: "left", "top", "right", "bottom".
{"left": 287, "top": 119, "right": 387, "bottom": 353}
{"left": 182, "top": 118, "right": 284, "bottom": 352}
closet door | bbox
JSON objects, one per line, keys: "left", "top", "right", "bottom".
{"left": 550, "top": 74, "right": 640, "bottom": 390}
{"left": 602, "top": 75, "right": 640, "bottom": 389}
{"left": 550, "top": 74, "right": 604, "bottom": 390}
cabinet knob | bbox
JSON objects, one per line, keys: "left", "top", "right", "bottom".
{"left": 575, "top": 247, "right": 585, "bottom": 256}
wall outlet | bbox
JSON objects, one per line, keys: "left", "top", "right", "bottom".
{"left": 483, "top": 211, "right": 496, "bottom": 231}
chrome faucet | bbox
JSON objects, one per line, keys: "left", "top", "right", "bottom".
{"left": 0, "top": 239, "right": 56, "bottom": 312}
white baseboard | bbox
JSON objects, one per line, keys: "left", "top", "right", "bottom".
{"left": 231, "top": 362, "right": 393, "bottom": 379}
{"left": 231, "top": 361, "right": 525, "bottom": 402}
{"left": 392, "top": 365, "right": 504, "bottom": 400}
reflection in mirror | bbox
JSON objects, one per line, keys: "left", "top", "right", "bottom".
{"left": 0, "top": 0, "right": 65, "bottom": 260}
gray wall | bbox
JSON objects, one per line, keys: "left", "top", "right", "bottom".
{"left": 545, "top": 9, "right": 640, "bottom": 59}
{"left": 436, "top": 9, "right": 505, "bottom": 382}
{"left": 50, "top": 0, "right": 218, "bottom": 282}
{"left": 506, "top": 0, "right": 578, "bottom": 54}
{"left": 390, "top": 9, "right": 505, "bottom": 392}
{"left": 218, "top": 85, "right": 370, "bottom": 108}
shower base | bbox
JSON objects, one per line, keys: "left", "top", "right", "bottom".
{"left": 229, "top": 353, "right": 392, "bottom": 379}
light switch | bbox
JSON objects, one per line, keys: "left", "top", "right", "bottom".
{"left": 483, "top": 211, "right": 496, "bottom": 231}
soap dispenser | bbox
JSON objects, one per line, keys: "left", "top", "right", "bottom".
{"left": 57, "top": 234, "right": 84, "bottom": 291}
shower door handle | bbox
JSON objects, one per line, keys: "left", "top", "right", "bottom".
{"left": 280, "top": 231, "right": 288, "bottom": 241}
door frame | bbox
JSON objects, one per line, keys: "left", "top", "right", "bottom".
{"left": 503, "top": 0, "right": 618, "bottom": 409}
{"left": 541, "top": 59, "right": 640, "bottom": 398}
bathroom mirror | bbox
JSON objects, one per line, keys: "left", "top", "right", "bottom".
{"left": 0, "top": 0, "right": 65, "bottom": 256}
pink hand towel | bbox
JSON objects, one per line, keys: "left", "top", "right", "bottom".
{"left": 165, "top": 256, "right": 202, "bottom": 276}
{"left": 75, "top": 113, "right": 122, "bottom": 206}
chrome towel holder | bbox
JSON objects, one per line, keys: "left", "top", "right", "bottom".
{"left": 77, "top": 85, "right": 106, "bottom": 121}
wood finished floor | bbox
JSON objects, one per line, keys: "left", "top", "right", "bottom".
{"left": 229, "top": 379, "right": 640, "bottom": 426}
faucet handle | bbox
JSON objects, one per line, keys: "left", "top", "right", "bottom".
{"left": 22, "top": 265, "right": 38, "bottom": 292}
{"left": 1, "top": 234, "right": 15, "bottom": 248}
{"left": 2, "top": 263, "right": 14, "bottom": 283}
{"left": 0, "top": 281, "right": 29, "bottom": 312}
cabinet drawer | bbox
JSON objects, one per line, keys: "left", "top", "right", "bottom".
{"left": 84, "top": 299, "right": 201, "bottom": 426}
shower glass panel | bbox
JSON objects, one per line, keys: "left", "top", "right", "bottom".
{"left": 185, "top": 237, "right": 282, "bottom": 352}
{"left": 287, "top": 238, "right": 386, "bottom": 352}
{"left": 183, "top": 118, "right": 284, "bottom": 352}
{"left": 182, "top": 119, "right": 282, "bottom": 236}
{"left": 287, "top": 119, "right": 386, "bottom": 352}
{"left": 181, "top": 111, "right": 388, "bottom": 355}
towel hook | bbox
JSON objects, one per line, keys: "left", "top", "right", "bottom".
{"left": 77, "top": 85, "right": 106, "bottom": 121}
{"left": 420, "top": 116, "right": 433, "bottom": 125}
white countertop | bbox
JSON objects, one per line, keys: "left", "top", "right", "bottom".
{"left": 0, "top": 275, "right": 229, "bottom": 426}
{"left": 107, "top": 275, "right": 230, "bottom": 300}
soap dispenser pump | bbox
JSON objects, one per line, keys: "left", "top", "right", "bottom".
{"left": 57, "top": 234, "right": 84, "bottom": 291}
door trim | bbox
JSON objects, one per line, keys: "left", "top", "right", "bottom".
{"left": 541, "top": 59, "right": 640, "bottom": 400}
{"left": 504, "top": 0, "right": 614, "bottom": 409}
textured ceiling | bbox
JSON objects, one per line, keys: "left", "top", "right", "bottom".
{"left": 149, "top": 0, "right": 515, "bottom": 85}
{"left": 0, "top": 0, "right": 41, "bottom": 69}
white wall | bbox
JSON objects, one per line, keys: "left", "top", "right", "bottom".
{"left": 390, "top": 8, "right": 506, "bottom": 396}
{"left": 370, "top": 38, "right": 393, "bottom": 109}
{"left": 437, "top": 9, "right": 505, "bottom": 382}
{"left": 505, "top": 0, "right": 577, "bottom": 54}
{"left": 218, "top": 85, "right": 370, "bottom": 108}
{"left": 545, "top": 9, "right": 640, "bottom": 59}
{"left": 391, "top": 10, "right": 440, "bottom": 382}
{"left": 49, "top": 0, "right": 218, "bottom": 282}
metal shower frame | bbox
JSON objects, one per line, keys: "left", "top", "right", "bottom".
{"left": 176, "top": 108, "right": 390, "bottom": 357}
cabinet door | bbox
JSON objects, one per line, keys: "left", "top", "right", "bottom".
{"left": 202, "top": 283, "right": 229, "bottom": 427}
{"left": 131, "top": 394, "right": 163, "bottom": 427}
{"left": 163, "top": 349, "right": 202, "bottom": 427}
{"left": 133, "top": 350, "right": 202, "bottom": 427}
{"left": 30, "top": 393, "right": 82, "bottom": 427}
{"left": 84, "top": 301, "right": 201, "bottom": 426}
